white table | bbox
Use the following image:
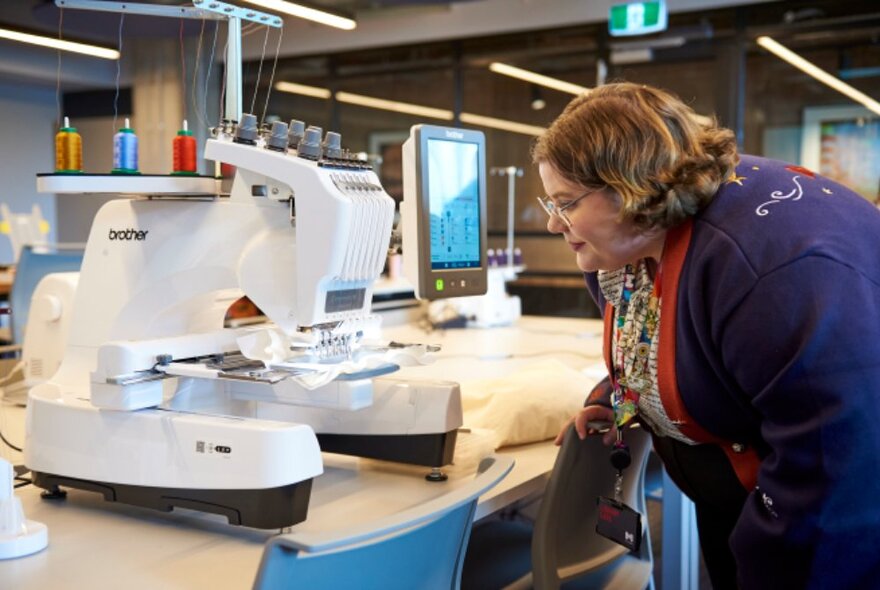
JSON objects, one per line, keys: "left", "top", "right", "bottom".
{"left": 0, "top": 315, "right": 696, "bottom": 589}
{"left": 0, "top": 316, "right": 597, "bottom": 588}
{"left": 0, "top": 430, "right": 523, "bottom": 589}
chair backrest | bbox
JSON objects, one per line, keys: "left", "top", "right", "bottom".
{"left": 532, "top": 425, "right": 653, "bottom": 590}
{"left": 253, "top": 455, "right": 514, "bottom": 590}
{"left": 9, "top": 245, "right": 83, "bottom": 345}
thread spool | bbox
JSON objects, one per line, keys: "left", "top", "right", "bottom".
{"left": 513, "top": 247, "right": 523, "bottom": 265}
{"left": 55, "top": 116, "right": 83, "bottom": 174}
{"left": 172, "top": 119, "right": 197, "bottom": 175}
{"left": 112, "top": 117, "right": 139, "bottom": 174}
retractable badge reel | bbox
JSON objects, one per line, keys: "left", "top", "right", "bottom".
{"left": 595, "top": 416, "right": 642, "bottom": 552}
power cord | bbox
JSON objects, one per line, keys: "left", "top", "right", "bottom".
{"left": 1, "top": 429, "right": 22, "bottom": 453}
{"left": 0, "top": 394, "right": 24, "bottom": 453}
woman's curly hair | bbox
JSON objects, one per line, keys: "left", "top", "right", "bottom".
{"left": 532, "top": 83, "right": 739, "bottom": 230}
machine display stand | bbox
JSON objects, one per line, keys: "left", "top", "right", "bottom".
{"left": 317, "top": 430, "right": 458, "bottom": 470}
{"left": 31, "top": 472, "right": 313, "bottom": 529}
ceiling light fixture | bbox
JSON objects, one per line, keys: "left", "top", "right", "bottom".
{"left": 0, "top": 27, "right": 119, "bottom": 60}
{"left": 757, "top": 36, "right": 880, "bottom": 116}
{"left": 489, "top": 62, "right": 589, "bottom": 95}
{"left": 336, "top": 92, "right": 454, "bottom": 120}
{"left": 530, "top": 86, "right": 546, "bottom": 111}
{"left": 239, "top": 0, "right": 356, "bottom": 30}
{"left": 609, "top": 48, "right": 653, "bottom": 65}
{"left": 459, "top": 113, "right": 545, "bottom": 137}
{"left": 274, "top": 81, "right": 332, "bottom": 99}
{"left": 275, "top": 81, "right": 546, "bottom": 135}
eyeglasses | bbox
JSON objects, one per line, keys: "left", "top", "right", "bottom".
{"left": 536, "top": 186, "right": 604, "bottom": 228}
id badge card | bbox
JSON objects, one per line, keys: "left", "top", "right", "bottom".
{"left": 596, "top": 496, "right": 642, "bottom": 552}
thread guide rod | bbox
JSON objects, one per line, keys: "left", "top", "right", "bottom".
{"left": 54, "top": 0, "right": 283, "bottom": 123}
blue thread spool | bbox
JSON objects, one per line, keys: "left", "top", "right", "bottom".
{"left": 112, "top": 117, "right": 139, "bottom": 174}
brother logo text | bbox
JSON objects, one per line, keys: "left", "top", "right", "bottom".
{"left": 108, "top": 229, "right": 149, "bottom": 241}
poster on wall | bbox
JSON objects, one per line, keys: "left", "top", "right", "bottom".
{"left": 802, "top": 105, "right": 880, "bottom": 202}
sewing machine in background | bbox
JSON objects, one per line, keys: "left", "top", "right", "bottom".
{"left": 23, "top": 120, "right": 488, "bottom": 529}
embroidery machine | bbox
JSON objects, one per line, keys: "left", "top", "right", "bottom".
{"left": 23, "top": 120, "right": 488, "bottom": 529}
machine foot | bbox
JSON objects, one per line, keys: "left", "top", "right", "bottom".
{"left": 31, "top": 471, "right": 312, "bottom": 528}
{"left": 425, "top": 467, "right": 448, "bottom": 482}
{"left": 40, "top": 486, "right": 67, "bottom": 500}
{"left": 317, "top": 430, "right": 458, "bottom": 467}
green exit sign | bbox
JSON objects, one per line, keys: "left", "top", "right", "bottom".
{"left": 609, "top": 1, "right": 667, "bottom": 36}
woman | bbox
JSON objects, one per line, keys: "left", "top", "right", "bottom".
{"left": 534, "top": 83, "right": 880, "bottom": 589}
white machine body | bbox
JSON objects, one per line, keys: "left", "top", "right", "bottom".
{"left": 26, "top": 385, "right": 322, "bottom": 489}
{"left": 2, "top": 272, "right": 79, "bottom": 404}
{"left": 23, "top": 133, "right": 466, "bottom": 517}
{"left": 23, "top": 129, "right": 467, "bottom": 529}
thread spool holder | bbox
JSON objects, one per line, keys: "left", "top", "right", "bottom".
{"left": 55, "top": 0, "right": 283, "bottom": 125}
{"left": 489, "top": 166, "right": 524, "bottom": 272}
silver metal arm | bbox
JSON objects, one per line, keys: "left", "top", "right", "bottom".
{"left": 55, "top": 0, "right": 282, "bottom": 123}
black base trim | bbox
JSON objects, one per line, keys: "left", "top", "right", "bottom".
{"left": 317, "top": 430, "right": 458, "bottom": 467}
{"left": 30, "top": 471, "right": 312, "bottom": 529}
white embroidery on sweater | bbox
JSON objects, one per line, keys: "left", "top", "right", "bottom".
{"left": 756, "top": 175, "right": 804, "bottom": 216}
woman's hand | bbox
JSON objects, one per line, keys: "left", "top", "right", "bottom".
{"left": 554, "top": 404, "right": 617, "bottom": 446}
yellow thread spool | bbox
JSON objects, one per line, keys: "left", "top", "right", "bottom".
{"left": 55, "top": 116, "right": 83, "bottom": 173}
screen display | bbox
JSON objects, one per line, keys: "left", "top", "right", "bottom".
{"left": 426, "top": 138, "right": 481, "bottom": 270}
{"left": 324, "top": 288, "right": 366, "bottom": 313}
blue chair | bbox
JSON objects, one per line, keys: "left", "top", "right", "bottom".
{"left": 253, "top": 455, "right": 514, "bottom": 590}
{"left": 7, "top": 244, "right": 83, "bottom": 346}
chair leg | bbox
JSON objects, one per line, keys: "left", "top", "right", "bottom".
{"left": 660, "top": 469, "right": 699, "bottom": 590}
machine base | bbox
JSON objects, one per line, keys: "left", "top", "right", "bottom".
{"left": 30, "top": 471, "right": 313, "bottom": 529}
{"left": 316, "top": 430, "right": 458, "bottom": 467}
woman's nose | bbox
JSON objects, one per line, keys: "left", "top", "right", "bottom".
{"left": 547, "top": 213, "right": 566, "bottom": 234}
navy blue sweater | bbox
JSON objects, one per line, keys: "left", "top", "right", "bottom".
{"left": 588, "top": 155, "right": 880, "bottom": 589}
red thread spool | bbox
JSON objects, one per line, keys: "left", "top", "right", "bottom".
{"left": 172, "top": 119, "right": 197, "bottom": 175}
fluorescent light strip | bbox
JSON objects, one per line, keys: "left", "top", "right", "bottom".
{"left": 239, "top": 0, "right": 356, "bottom": 30}
{"left": 275, "top": 81, "right": 546, "bottom": 135}
{"left": 0, "top": 27, "right": 119, "bottom": 60}
{"left": 489, "top": 62, "right": 589, "bottom": 95}
{"left": 757, "top": 36, "right": 880, "bottom": 117}
{"left": 491, "top": 61, "right": 718, "bottom": 132}
{"left": 459, "top": 113, "right": 546, "bottom": 136}
{"left": 275, "top": 81, "right": 332, "bottom": 99}
{"left": 336, "top": 91, "right": 453, "bottom": 120}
